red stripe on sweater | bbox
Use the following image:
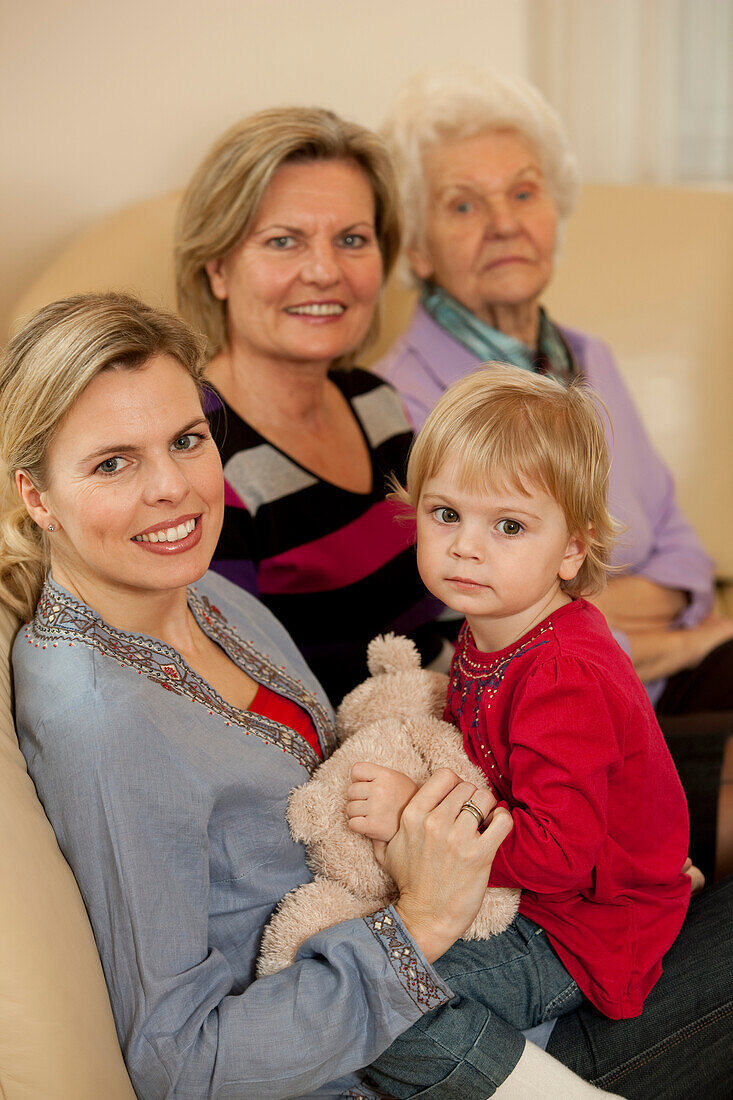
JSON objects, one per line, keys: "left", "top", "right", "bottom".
{"left": 258, "top": 500, "right": 415, "bottom": 595}
{"left": 224, "top": 481, "right": 247, "bottom": 510}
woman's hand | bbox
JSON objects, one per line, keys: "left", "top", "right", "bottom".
{"left": 622, "top": 612, "right": 733, "bottom": 682}
{"left": 374, "top": 769, "right": 513, "bottom": 963}
{"left": 347, "top": 762, "right": 420, "bottom": 843}
{"left": 591, "top": 579, "right": 733, "bottom": 680}
{"left": 591, "top": 576, "right": 688, "bottom": 632}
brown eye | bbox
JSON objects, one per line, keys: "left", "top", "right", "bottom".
{"left": 437, "top": 507, "right": 460, "bottom": 524}
{"left": 498, "top": 519, "right": 523, "bottom": 536}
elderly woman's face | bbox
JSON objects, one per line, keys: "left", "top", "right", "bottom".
{"left": 34, "top": 355, "right": 224, "bottom": 607}
{"left": 206, "top": 158, "right": 383, "bottom": 370}
{"left": 409, "top": 129, "right": 558, "bottom": 322}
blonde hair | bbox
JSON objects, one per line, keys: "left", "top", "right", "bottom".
{"left": 0, "top": 292, "right": 208, "bottom": 619}
{"left": 175, "top": 106, "right": 402, "bottom": 361}
{"left": 395, "top": 365, "right": 616, "bottom": 597}
{"left": 382, "top": 66, "right": 580, "bottom": 286}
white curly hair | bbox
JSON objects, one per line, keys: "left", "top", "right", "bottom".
{"left": 382, "top": 67, "right": 581, "bottom": 286}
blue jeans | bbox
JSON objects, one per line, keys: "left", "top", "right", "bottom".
{"left": 363, "top": 914, "right": 582, "bottom": 1098}
{"left": 548, "top": 874, "right": 733, "bottom": 1098}
{"left": 363, "top": 878, "right": 733, "bottom": 1099}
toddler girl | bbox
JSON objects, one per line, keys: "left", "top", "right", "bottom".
{"left": 348, "top": 365, "right": 691, "bottom": 1025}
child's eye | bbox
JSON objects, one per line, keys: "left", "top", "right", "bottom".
{"left": 96, "top": 456, "right": 128, "bottom": 475}
{"left": 435, "top": 507, "right": 460, "bottom": 524}
{"left": 497, "top": 519, "right": 523, "bottom": 537}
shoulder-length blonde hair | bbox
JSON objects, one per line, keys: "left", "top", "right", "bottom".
{"left": 0, "top": 292, "right": 207, "bottom": 620}
{"left": 174, "top": 106, "right": 402, "bottom": 361}
{"left": 393, "top": 365, "right": 617, "bottom": 597}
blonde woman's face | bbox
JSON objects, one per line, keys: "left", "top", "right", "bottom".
{"left": 205, "top": 158, "right": 383, "bottom": 371}
{"left": 409, "top": 129, "right": 558, "bottom": 322}
{"left": 35, "top": 355, "right": 224, "bottom": 610}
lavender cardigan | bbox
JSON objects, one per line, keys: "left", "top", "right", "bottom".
{"left": 373, "top": 305, "right": 714, "bottom": 701}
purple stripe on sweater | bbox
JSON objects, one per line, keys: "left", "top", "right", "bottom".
{"left": 209, "top": 559, "right": 259, "bottom": 596}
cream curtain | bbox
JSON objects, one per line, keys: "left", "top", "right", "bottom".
{"left": 529, "top": 0, "right": 733, "bottom": 184}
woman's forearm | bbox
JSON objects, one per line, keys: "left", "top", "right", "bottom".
{"left": 625, "top": 615, "right": 733, "bottom": 683}
{"left": 592, "top": 576, "right": 688, "bottom": 632}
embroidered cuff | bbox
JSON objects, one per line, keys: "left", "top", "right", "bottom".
{"left": 363, "top": 907, "right": 451, "bottom": 1013}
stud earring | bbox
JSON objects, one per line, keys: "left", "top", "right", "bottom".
{"left": 47, "top": 524, "right": 55, "bottom": 532}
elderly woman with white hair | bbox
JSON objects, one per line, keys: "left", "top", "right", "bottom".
{"left": 374, "top": 67, "right": 733, "bottom": 881}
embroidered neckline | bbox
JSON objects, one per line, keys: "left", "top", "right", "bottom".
{"left": 456, "top": 620, "right": 554, "bottom": 682}
{"left": 449, "top": 621, "right": 554, "bottom": 783}
{"left": 27, "top": 577, "right": 335, "bottom": 775}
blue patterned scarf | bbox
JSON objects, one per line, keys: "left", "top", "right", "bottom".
{"left": 421, "top": 284, "right": 575, "bottom": 385}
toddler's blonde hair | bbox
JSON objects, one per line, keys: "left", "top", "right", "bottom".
{"left": 394, "top": 365, "right": 617, "bottom": 597}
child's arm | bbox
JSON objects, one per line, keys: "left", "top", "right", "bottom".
{"left": 484, "top": 659, "right": 688, "bottom": 894}
{"left": 346, "top": 762, "right": 420, "bottom": 842}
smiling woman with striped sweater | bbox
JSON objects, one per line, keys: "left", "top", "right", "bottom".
{"left": 175, "top": 106, "right": 450, "bottom": 704}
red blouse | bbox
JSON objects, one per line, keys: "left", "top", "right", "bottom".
{"left": 249, "top": 682, "right": 323, "bottom": 761}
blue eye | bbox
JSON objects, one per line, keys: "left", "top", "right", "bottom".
{"left": 455, "top": 201, "right": 473, "bottom": 214}
{"left": 172, "top": 433, "right": 203, "bottom": 452}
{"left": 96, "top": 456, "right": 126, "bottom": 475}
{"left": 497, "top": 519, "right": 523, "bottom": 536}
{"left": 340, "top": 233, "right": 367, "bottom": 248}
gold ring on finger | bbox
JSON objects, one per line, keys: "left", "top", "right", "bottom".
{"left": 459, "top": 798, "right": 485, "bottom": 828}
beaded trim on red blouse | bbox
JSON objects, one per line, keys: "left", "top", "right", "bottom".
{"left": 449, "top": 621, "right": 554, "bottom": 782}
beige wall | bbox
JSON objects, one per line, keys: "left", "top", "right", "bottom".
{"left": 0, "top": 0, "right": 529, "bottom": 338}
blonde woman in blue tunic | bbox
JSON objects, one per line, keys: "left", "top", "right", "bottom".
{"left": 1, "top": 293, "right": 730, "bottom": 1100}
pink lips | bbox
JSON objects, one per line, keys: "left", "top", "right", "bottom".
{"left": 284, "top": 300, "right": 347, "bottom": 321}
{"left": 131, "top": 516, "right": 203, "bottom": 556}
{"left": 134, "top": 513, "right": 199, "bottom": 538}
{"left": 485, "top": 255, "right": 530, "bottom": 270}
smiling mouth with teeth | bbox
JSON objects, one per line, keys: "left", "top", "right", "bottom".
{"left": 133, "top": 517, "right": 197, "bottom": 543}
{"left": 284, "top": 303, "right": 345, "bottom": 316}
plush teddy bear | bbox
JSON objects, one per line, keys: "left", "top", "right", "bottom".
{"left": 256, "top": 633, "right": 519, "bottom": 978}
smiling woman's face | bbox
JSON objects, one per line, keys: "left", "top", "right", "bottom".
{"left": 31, "top": 354, "right": 224, "bottom": 611}
{"left": 409, "top": 128, "right": 558, "bottom": 324}
{"left": 205, "top": 158, "right": 384, "bottom": 372}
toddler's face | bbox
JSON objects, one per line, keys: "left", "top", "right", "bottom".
{"left": 415, "top": 459, "right": 586, "bottom": 652}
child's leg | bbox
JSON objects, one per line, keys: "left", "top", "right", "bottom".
{"left": 433, "top": 915, "right": 583, "bottom": 1030}
{"left": 363, "top": 914, "right": 587, "bottom": 1098}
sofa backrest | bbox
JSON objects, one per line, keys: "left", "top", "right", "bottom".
{"left": 8, "top": 184, "right": 732, "bottom": 576}
{"left": 0, "top": 603, "right": 136, "bottom": 1099}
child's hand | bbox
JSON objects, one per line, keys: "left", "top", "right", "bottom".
{"left": 346, "top": 762, "right": 420, "bottom": 843}
{"left": 682, "top": 857, "right": 705, "bottom": 895}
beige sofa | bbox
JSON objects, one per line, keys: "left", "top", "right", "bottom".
{"left": 0, "top": 603, "right": 136, "bottom": 1098}
{"left": 2, "top": 183, "right": 731, "bottom": 1096}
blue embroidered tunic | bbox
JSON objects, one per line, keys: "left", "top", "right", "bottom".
{"left": 13, "top": 572, "right": 451, "bottom": 1099}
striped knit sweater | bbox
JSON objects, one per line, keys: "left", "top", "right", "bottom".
{"left": 209, "top": 368, "right": 445, "bottom": 704}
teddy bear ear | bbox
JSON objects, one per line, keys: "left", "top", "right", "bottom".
{"left": 367, "top": 633, "right": 422, "bottom": 676}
